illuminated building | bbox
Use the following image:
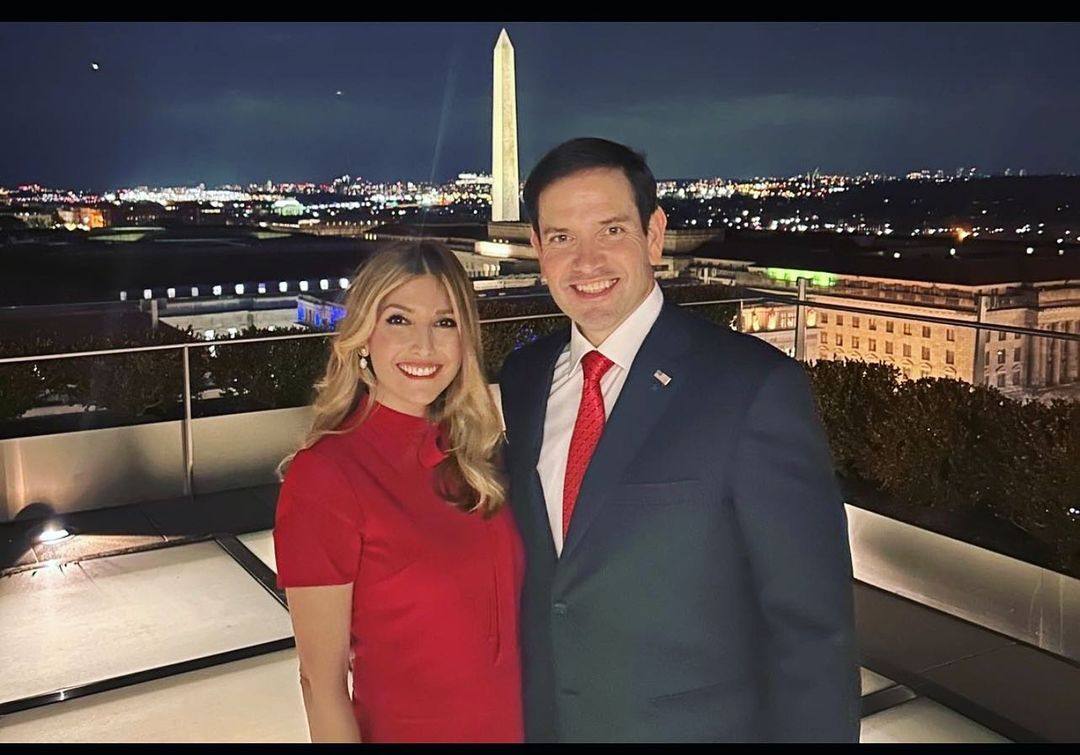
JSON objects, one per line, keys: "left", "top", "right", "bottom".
{"left": 688, "top": 234, "right": 1080, "bottom": 399}
{"left": 56, "top": 206, "right": 106, "bottom": 230}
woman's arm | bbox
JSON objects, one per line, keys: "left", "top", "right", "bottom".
{"left": 286, "top": 584, "right": 362, "bottom": 743}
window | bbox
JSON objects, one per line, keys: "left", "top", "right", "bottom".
{"left": 885, "top": 341, "right": 894, "bottom": 355}
{"left": 821, "top": 333, "right": 828, "bottom": 345}
{"left": 1015, "top": 332, "right": 1022, "bottom": 340}
{"left": 1014, "top": 348, "right": 1021, "bottom": 362}
{"left": 903, "top": 323, "right": 912, "bottom": 336}
{"left": 997, "top": 349, "right": 1006, "bottom": 365}
{"left": 946, "top": 328, "right": 955, "bottom": 342}
{"left": 853, "top": 316, "right": 860, "bottom": 328}
{"left": 869, "top": 318, "right": 877, "bottom": 331}
{"left": 852, "top": 336, "right": 861, "bottom": 349}
{"left": 998, "top": 331, "right": 1007, "bottom": 341}
{"left": 903, "top": 344, "right": 912, "bottom": 357}
{"left": 922, "top": 346, "right": 931, "bottom": 361}
{"left": 837, "top": 334, "right": 844, "bottom": 346}
{"left": 820, "top": 312, "right": 828, "bottom": 324}
{"left": 869, "top": 338, "right": 877, "bottom": 352}
{"left": 1012, "top": 371, "right": 1021, "bottom": 386}
{"left": 922, "top": 369, "right": 932, "bottom": 379}
{"left": 886, "top": 321, "right": 894, "bottom": 333}
{"left": 946, "top": 350, "right": 954, "bottom": 365}
{"left": 903, "top": 368, "right": 913, "bottom": 379}
{"left": 922, "top": 326, "right": 932, "bottom": 339}
{"left": 997, "top": 374, "right": 1006, "bottom": 388}
{"left": 836, "top": 314, "right": 844, "bottom": 326}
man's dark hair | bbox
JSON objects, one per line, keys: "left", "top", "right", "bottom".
{"left": 522, "top": 137, "right": 657, "bottom": 235}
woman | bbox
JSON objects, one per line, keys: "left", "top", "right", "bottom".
{"left": 273, "top": 241, "right": 523, "bottom": 743}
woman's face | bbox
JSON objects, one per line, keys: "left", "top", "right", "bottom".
{"left": 366, "top": 275, "right": 463, "bottom": 417}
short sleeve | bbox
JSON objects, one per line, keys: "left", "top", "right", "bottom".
{"left": 273, "top": 448, "right": 364, "bottom": 588}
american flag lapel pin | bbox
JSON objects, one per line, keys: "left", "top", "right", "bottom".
{"left": 653, "top": 369, "right": 672, "bottom": 387}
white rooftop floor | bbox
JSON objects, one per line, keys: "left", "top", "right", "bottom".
{"left": 0, "top": 650, "right": 308, "bottom": 743}
{"left": 860, "top": 697, "right": 1010, "bottom": 743}
{"left": 0, "top": 529, "right": 1012, "bottom": 743}
{"left": 0, "top": 540, "right": 293, "bottom": 704}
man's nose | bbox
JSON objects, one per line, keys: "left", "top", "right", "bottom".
{"left": 572, "top": 239, "right": 605, "bottom": 272}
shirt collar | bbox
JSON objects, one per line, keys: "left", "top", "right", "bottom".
{"left": 568, "top": 282, "right": 664, "bottom": 374}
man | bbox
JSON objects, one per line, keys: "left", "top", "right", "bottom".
{"left": 498, "top": 137, "right": 860, "bottom": 742}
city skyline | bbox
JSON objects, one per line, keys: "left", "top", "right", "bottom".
{"left": 3, "top": 22, "right": 1080, "bottom": 189}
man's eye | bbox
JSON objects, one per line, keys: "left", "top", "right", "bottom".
{"left": 436, "top": 317, "right": 458, "bottom": 328}
{"left": 607, "top": 226, "right": 624, "bottom": 235}
{"left": 386, "top": 314, "right": 408, "bottom": 325}
{"left": 549, "top": 234, "right": 568, "bottom": 244}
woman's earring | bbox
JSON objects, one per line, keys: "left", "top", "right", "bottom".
{"left": 359, "top": 346, "right": 369, "bottom": 371}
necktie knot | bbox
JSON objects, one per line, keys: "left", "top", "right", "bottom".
{"left": 581, "top": 350, "right": 614, "bottom": 385}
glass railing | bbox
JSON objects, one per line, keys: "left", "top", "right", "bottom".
{"left": 2, "top": 285, "right": 1078, "bottom": 579}
{"left": 761, "top": 293, "right": 1080, "bottom": 581}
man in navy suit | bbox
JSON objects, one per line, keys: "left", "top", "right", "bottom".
{"left": 498, "top": 137, "right": 860, "bottom": 742}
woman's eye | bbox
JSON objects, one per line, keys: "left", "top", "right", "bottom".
{"left": 436, "top": 318, "right": 458, "bottom": 328}
{"left": 386, "top": 314, "right": 408, "bottom": 325}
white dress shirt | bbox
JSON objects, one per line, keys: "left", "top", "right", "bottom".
{"left": 537, "top": 283, "right": 664, "bottom": 555}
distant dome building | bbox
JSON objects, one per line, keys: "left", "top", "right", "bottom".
{"left": 272, "top": 198, "right": 304, "bottom": 217}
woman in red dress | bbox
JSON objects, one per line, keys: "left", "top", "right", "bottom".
{"left": 273, "top": 241, "right": 524, "bottom": 743}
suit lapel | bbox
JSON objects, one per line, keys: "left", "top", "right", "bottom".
{"left": 512, "top": 331, "right": 568, "bottom": 564}
{"left": 561, "top": 305, "right": 695, "bottom": 560}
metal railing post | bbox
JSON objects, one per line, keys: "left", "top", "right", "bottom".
{"left": 794, "top": 277, "right": 808, "bottom": 362}
{"left": 973, "top": 294, "right": 988, "bottom": 387}
{"left": 181, "top": 345, "right": 195, "bottom": 498}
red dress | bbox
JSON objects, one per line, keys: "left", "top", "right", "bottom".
{"left": 273, "top": 400, "right": 525, "bottom": 743}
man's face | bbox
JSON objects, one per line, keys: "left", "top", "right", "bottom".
{"left": 531, "top": 167, "right": 666, "bottom": 346}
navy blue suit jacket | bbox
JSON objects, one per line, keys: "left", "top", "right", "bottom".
{"left": 498, "top": 302, "right": 860, "bottom": 742}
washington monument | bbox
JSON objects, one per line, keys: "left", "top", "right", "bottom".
{"left": 491, "top": 28, "right": 520, "bottom": 222}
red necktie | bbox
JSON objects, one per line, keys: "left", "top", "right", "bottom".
{"left": 563, "top": 350, "right": 615, "bottom": 541}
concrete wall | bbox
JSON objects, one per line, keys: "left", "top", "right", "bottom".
{"left": 0, "top": 406, "right": 312, "bottom": 520}
{"left": 847, "top": 504, "right": 1079, "bottom": 661}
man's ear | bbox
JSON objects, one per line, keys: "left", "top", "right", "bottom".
{"left": 647, "top": 207, "right": 667, "bottom": 265}
{"left": 530, "top": 228, "right": 543, "bottom": 258}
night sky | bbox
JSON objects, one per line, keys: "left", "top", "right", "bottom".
{"left": 4, "top": 22, "right": 1079, "bottom": 190}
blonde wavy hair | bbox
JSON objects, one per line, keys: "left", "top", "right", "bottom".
{"left": 278, "top": 241, "right": 507, "bottom": 516}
